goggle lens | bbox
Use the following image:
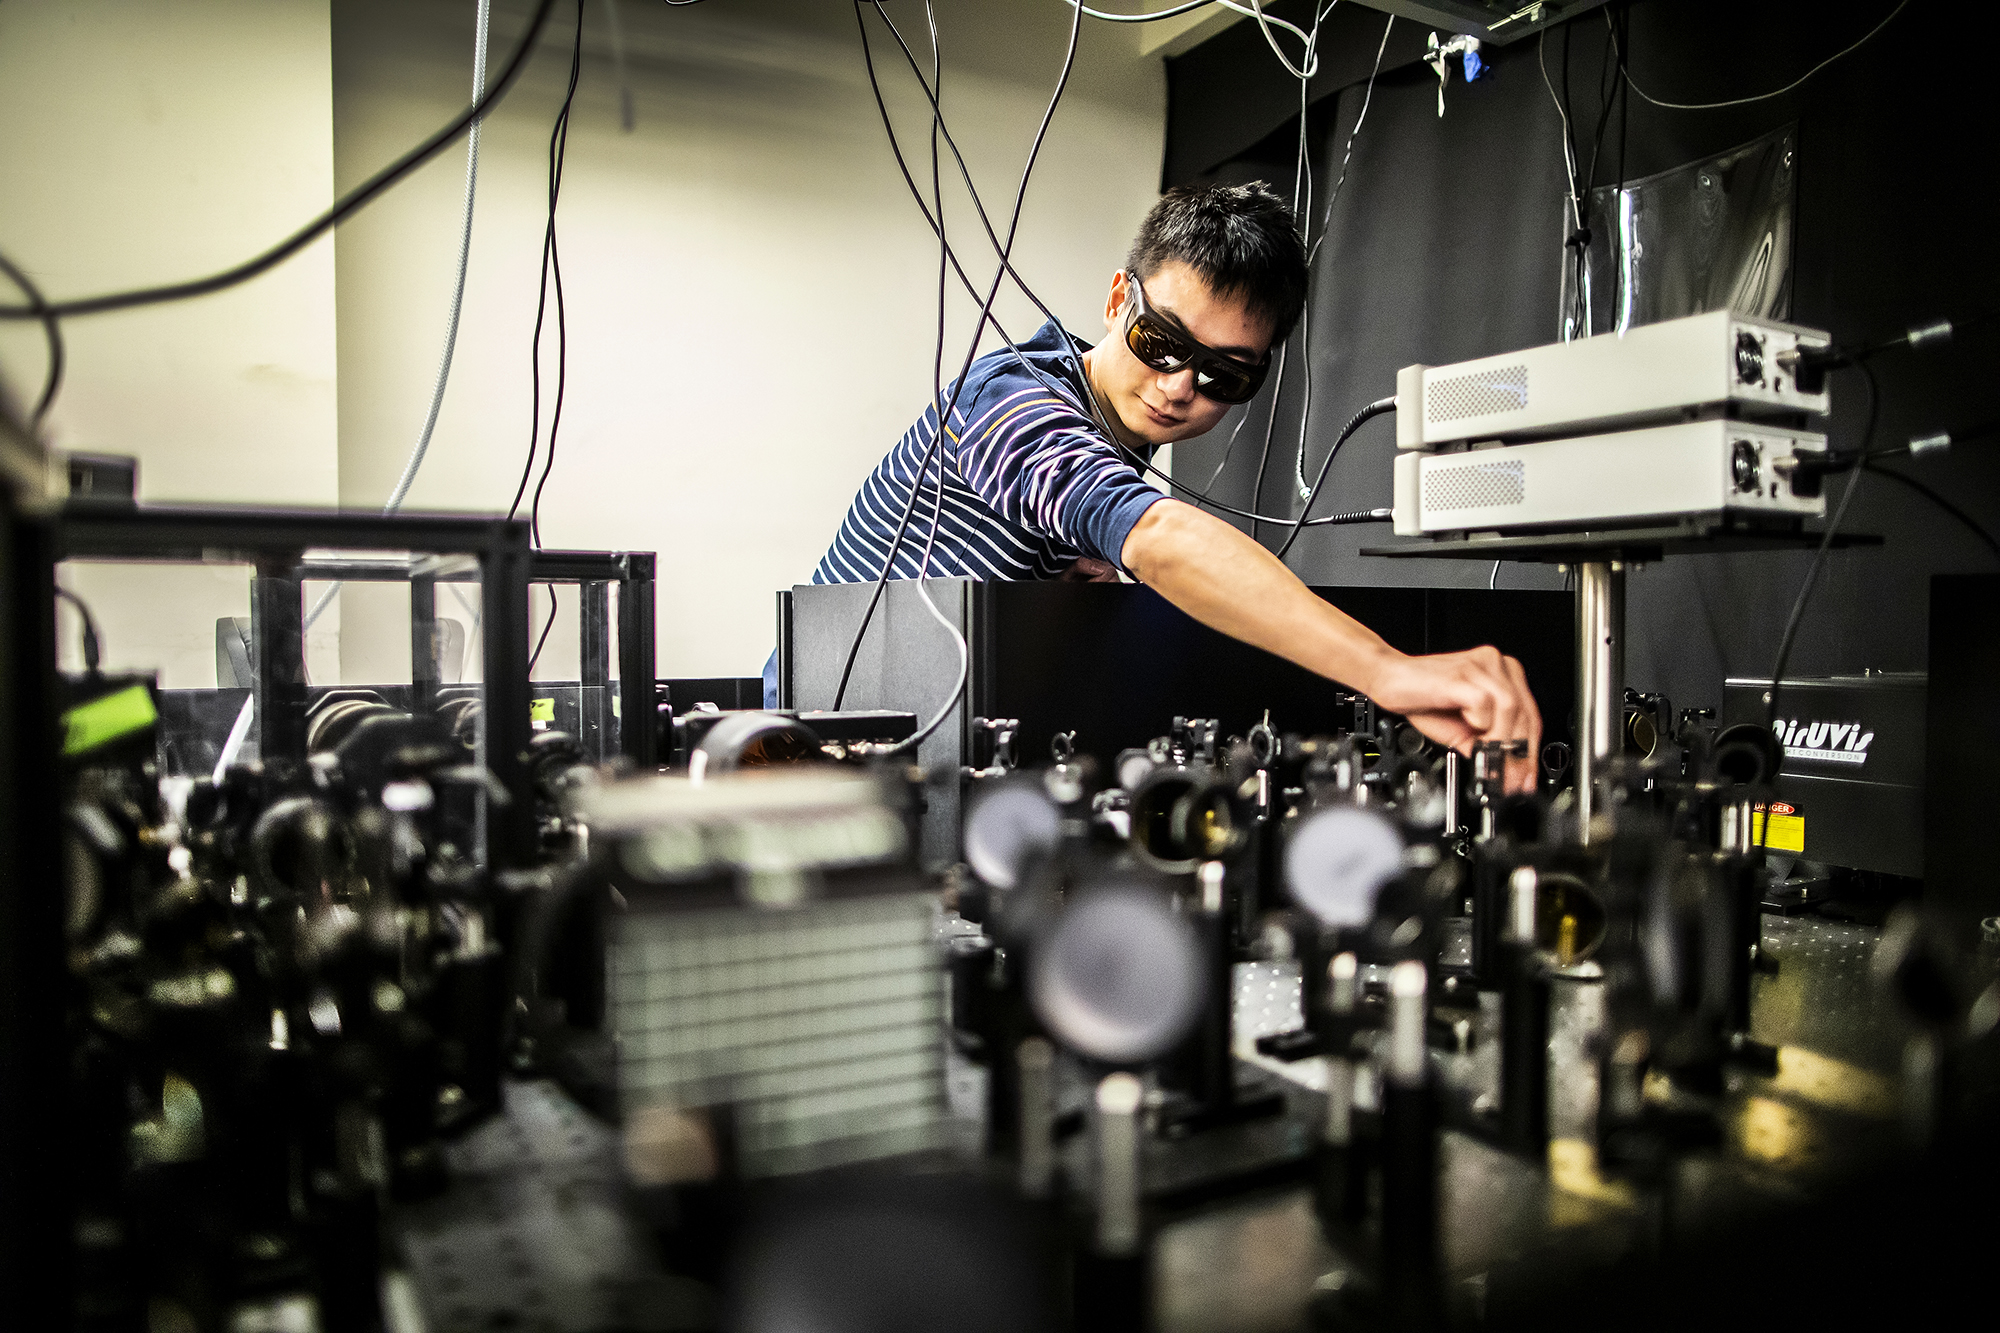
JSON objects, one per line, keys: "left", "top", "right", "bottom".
{"left": 1127, "top": 316, "right": 1194, "bottom": 372}
{"left": 1124, "top": 307, "right": 1266, "bottom": 406}
{"left": 1194, "top": 360, "right": 1260, "bottom": 405}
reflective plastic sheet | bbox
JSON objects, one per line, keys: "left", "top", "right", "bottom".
{"left": 1560, "top": 125, "right": 1797, "bottom": 339}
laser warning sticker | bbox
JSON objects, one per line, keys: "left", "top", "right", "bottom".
{"left": 61, "top": 683, "right": 158, "bottom": 756}
{"left": 1751, "top": 801, "right": 1805, "bottom": 854}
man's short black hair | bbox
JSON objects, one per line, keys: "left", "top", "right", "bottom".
{"left": 1126, "top": 182, "right": 1308, "bottom": 348}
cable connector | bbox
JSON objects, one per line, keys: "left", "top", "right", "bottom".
{"left": 1773, "top": 447, "right": 1848, "bottom": 498}
{"left": 1903, "top": 318, "right": 1954, "bottom": 351}
{"left": 1776, "top": 344, "right": 1847, "bottom": 395}
{"left": 1782, "top": 314, "right": 1971, "bottom": 393}
{"left": 1908, "top": 431, "right": 1952, "bottom": 458}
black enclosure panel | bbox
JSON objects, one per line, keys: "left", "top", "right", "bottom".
{"left": 1720, "top": 674, "right": 1925, "bottom": 879}
{"left": 660, "top": 677, "right": 764, "bottom": 711}
{"left": 1924, "top": 574, "right": 2000, "bottom": 934}
{"left": 788, "top": 580, "right": 974, "bottom": 867}
{"left": 978, "top": 582, "right": 1574, "bottom": 778}
{"left": 788, "top": 580, "right": 1572, "bottom": 866}
{"left": 2, "top": 497, "right": 65, "bottom": 1318}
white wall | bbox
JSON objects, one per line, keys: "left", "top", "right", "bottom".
{"left": 0, "top": 0, "right": 1167, "bottom": 686}
{"left": 0, "top": 0, "right": 341, "bottom": 683}
{"left": 331, "top": 0, "right": 1167, "bottom": 680}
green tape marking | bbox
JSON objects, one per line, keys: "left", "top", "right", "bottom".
{"left": 62, "top": 683, "right": 158, "bottom": 756}
{"left": 530, "top": 697, "right": 556, "bottom": 723}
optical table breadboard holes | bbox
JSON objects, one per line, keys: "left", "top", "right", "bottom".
{"left": 1753, "top": 915, "right": 1910, "bottom": 1073}
{"left": 394, "top": 1080, "right": 711, "bottom": 1333}
{"left": 386, "top": 919, "right": 1911, "bottom": 1333}
{"left": 608, "top": 891, "right": 949, "bottom": 1178}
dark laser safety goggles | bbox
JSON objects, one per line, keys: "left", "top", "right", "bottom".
{"left": 1120, "top": 269, "right": 1271, "bottom": 405}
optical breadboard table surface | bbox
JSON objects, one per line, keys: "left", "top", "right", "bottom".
{"left": 1361, "top": 519, "right": 1882, "bottom": 564}
{"left": 388, "top": 912, "right": 1915, "bottom": 1333}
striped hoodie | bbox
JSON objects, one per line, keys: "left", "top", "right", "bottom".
{"left": 810, "top": 320, "right": 1167, "bottom": 587}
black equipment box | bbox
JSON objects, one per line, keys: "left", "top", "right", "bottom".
{"left": 1926, "top": 574, "right": 1999, "bottom": 932}
{"left": 658, "top": 676, "right": 763, "bottom": 711}
{"left": 1721, "top": 672, "right": 1925, "bottom": 878}
{"left": 780, "top": 580, "right": 1574, "bottom": 866}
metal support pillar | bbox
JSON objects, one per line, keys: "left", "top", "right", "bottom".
{"left": 253, "top": 555, "right": 307, "bottom": 769}
{"left": 616, "top": 554, "right": 656, "bottom": 766}
{"left": 484, "top": 534, "right": 534, "bottom": 866}
{"left": 410, "top": 574, "right": 439, "bottom": 715}
{"left": 579, "top": 579, "right": 611, "bottom": 757}
{"left": 1574, "top": 561, "right": 1625, "bottom": 841}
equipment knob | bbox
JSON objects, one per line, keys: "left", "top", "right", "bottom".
{"left": 1731, "top": 440, "right": 1761, "bottom": 493}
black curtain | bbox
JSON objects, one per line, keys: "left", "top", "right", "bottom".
{"left": 1166, "top": 0, "right": 1999, "bottom": 717}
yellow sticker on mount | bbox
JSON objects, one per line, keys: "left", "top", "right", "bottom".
{"left": 61, "top": 683, "right": 158, "bottom": 756}
{"left": 530, "top": 697, "right": 556, "bottom": 723}
{"left": 1751, "top": 802, "right": 1805, "bottom": 854}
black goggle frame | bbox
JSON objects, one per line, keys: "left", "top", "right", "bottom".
{"left": 1120, "top": 270, "right": 1270, "bottom": 406}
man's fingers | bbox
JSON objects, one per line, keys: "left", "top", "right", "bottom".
{"left": 1498, "top": 654, "right": 1540, "bottom": 794}
{"left": 1502, "top": 654, "right": 1541, "bottom": 750}
{"left": 1447, "top": 662, "right": 1499, "bottom": 735}
{"left": 1374, "top": 649, "right": 1543, "bottom": 793}
{"left": 1446, "top": 651, "right": 1538, "bottom": 795}
{"left": 1402, "top": 709, "right": 1477, "bottom": 756}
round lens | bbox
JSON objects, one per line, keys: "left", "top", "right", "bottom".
{"left": 1127, "top": 317, "right": 1191, "bottom": 372}
{"left": 1196, "top": 361, "right": 1261, "bottom": 405}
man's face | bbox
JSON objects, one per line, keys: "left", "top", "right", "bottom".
{"left": 1091, "top": 260, "right": 1275, "bottom": 448}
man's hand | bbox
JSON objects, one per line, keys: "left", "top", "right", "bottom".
{"left": 1362, "top": 647, "right": 1541, "bottom": 795}
{"left": 1122, "top": 499, "right": 1544, "bottom": 794}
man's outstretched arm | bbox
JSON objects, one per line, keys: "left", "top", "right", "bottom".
{"left": 1121, "top": 498, "right": 1543, "bottom": 794}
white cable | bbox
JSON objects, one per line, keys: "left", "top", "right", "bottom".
{"left": 1622, "top": 0, "right": 1907, "bottom": 111}
{"left": 306, "top": 0, "right": 489, "bottom": 634}
{"left": 1289, "top": 7, "right": 1392, "bottom": 508}
{"left": 1244, "top": 0, "right": 1320, "bottom": 79}
{"left": 1060, "top": 0, "right": 1317, "bottom": 75}
{"left": 213, "top": 694, "right": 255, "bottom": 782}
{"left": 603, "top": 0, "right": 636, "bottom": 131}
{"left": 907, "top": 574, "right": 970, "bottom": 749}
{"left": 1537, "top": 29, "right": 1583, "bottom": 226}
{"left": 387, "top": 0, "right": 489, "bottom": 514}
{"left": 1538, "top": 26, "right": 1590, "bottom": 341}
{"left": 1065, "top": 0, "right": 1214, "bottom": 20}
{"left": 904, "top": 0, "right": 968, "bottom": 754}
{"left": 1306, "top": 10, "right": 1391, "bottom": 270}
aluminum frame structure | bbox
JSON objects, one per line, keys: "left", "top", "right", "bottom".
{"left": 55, "top": 505, "right": 538, "bottom": 864}
{"left": 526, "top": 549, "right": 659, "bottom": 769}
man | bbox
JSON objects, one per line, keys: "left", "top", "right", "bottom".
{"left": 786, "top": 182, "right": 1541, "bottom": 792}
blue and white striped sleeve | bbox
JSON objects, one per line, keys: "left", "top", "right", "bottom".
{"left": 949, "top": 385, "right": 1166, "bottom": 571}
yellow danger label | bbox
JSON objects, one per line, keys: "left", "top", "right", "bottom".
{"left": 530, "top": 697, "right": 556, "bottom": 723}
{"left": 61, "top": 683, "right": 158, "bottom": 756}
{"left": 1752, "top": 808, "right": 1805, "bottom": 853}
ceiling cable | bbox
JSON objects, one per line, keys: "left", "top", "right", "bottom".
{"left": 307, "top": 0, "right": 491, "bottom": 634}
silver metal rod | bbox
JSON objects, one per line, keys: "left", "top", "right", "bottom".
{"left": 1329, "top": 951, "right": 1359, "bottom": 1015}
{"left": 1575, "top": 560, "right": 1626, "bottom": 841}
{"left": 1198, "top": 860, "right": 1225, "bottom": 913}
{"left": 1326, "top": 951, "right": 1360, "bottom": 1145}
{"left": 1507, "top": 867, "right": 1538, "bottom": 944}
{"left": 1324, "top": 1055, "right": 1354, "bottom": 1146}
{"left": 1388, "top": 961, "right": 1429, "bottom": 1088}
{"left": 1442, "top": 752, "right": 1462, "bottom": 835}
{"left": 1095, "top": 1072, "right": 1144, "bottom": 1256}
{"left": 1018, "top": 1038, "right": 1055, "bottom": 1200}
